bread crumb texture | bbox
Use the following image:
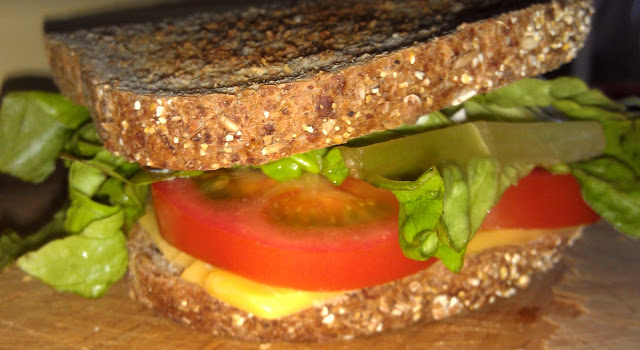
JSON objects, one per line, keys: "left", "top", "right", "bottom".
{"left": 46, "top": 0, "right": 593, "bottom": 170}
{"left": 127, "top": 225, "right": 582, "bottom": 342}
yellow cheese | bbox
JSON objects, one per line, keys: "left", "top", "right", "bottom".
{"left": 202, "top": 266, "right": 341, "bottom": 319}
{"left": 139, "top": 208, "right": 572, "bottom": 319}
{"left": 172, "top": 252, "right": 196, "bottom": 268}
{"left": 181, "top": 260, "right": 213, "bottom": 285}
{"left": 466, "top": 226, "right": 577, "bottom": 255}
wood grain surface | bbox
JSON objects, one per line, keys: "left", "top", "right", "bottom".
{"left": 1, "top": 221, "right": 638, "bottom": 350}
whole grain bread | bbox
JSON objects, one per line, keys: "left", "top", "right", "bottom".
{"left": 127, "top": 223, "right": 582, "bottom": 342}
{"left": 46, "top": 0, "right": 593, "bottom": 171}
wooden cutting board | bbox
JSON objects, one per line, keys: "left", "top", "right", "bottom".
{"left": 1, "top": 221, "right": 639, "bottom": 350}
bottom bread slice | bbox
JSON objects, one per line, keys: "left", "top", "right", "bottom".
{"left": 127, "top": 224, "right": 582, "bottom": 342}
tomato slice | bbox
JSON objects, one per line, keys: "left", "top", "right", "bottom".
{"left": 480, "top": 168, "right": 600, "bottom": 230}
{"left": 151, "top": 171, "right": 434, "bottom": 291}
{"left": 151, "top": 168, "right": 599, "bottom": 291}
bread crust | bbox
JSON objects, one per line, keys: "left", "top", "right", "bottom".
{"left": 46, "top": 0, "right": 593, "bottom": 171}
{"left": 127, "top": 224, "right": 582, "bottom": 342}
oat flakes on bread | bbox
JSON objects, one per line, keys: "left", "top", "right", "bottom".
{"left": 46, "top": 0, "right": 593, "bottom": 171}
{"left": 128, "top": 223, "right": 583, "bottom": 342}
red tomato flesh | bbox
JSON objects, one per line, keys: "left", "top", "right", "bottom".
{"left": 480, "top": 168, "right": 599, "bottom": 230}
{"left": 151, "top": 172, "right": 434, "bottom": 291}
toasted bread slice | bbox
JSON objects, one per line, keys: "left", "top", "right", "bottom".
{"left": 46, "top": 0, "right": 592, "bottom": 171}
{"left": 127, "top": 223, "right": 582, "bottom": 342}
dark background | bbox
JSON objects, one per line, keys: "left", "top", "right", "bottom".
{"left": 1, "top": 0, "right": 639, "bottom": 234}
{"left": 571, "top": 0, "right": 640, "bottom": 96}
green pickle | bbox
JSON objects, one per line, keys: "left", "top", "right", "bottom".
{"left": 339, "top": 121, "right": 605, "bottom": 181}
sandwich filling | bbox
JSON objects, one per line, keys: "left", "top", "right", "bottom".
{"left": 141, "top": 163, "right": 598, "bottom": 319}
{"left": 140, "top": 202, "right": 589, "bottom": 319}
{"left": 2, "top": 78, "right": 638, "bottom": 299}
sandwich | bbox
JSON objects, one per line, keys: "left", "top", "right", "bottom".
{"left": 1, "top": 0, "right": 638, "bottom": 343}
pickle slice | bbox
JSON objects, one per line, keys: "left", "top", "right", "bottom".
{"left": 339, "top": 121, "right": 605, "bottom": 181}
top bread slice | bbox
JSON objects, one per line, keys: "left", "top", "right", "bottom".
{"left": 46, "top": 0, "right": 593, "bottom": 171}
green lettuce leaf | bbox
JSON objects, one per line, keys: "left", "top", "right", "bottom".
{"left": 456, "top": 77, "right": 626, "bottom": 123}
{"left": 440, "top": 163, "right": 471, "bottom": 252}
{"left": 466, "top": 158, "right": 499, "bottom": 232}
{"left": 19, "top": 136, "right": 149, "bottom": 297}
{"left": 64, "top": 123, "right": 104, "bottom": 158}
{"left": 373, "top": 168, "right": 444, "bottom": 261}
{"left": 458, "top": 77, "right": 639, "bottom": 239}
{"left": 17, "top": 142, "right": 148, "bottom": 297}
{"left": 17, "top": 210, "right": 128, "bottom": 297}
{"left": 0, "top": 91, "right": 149, "bottom": 297}
{"left": 571, "top": 158, "right": 639, "bottom": 237}
{"left": 321, "top": 148, "right": 351, "bottom": 185}
{"left": 371, "top": 159, "right": 532, "bottom": 271}
{"left": 0, "top": 92, "right": 90, "bottom": 182}
{"left": 97, "top": 178, "right": 149, "bottom": 232}
{"left": 434, "top": 243, "right": 466, "bottom": 273}
{"left": 16, "top": 145, "right": 147, "bottom": 297}
{"left": 129, "top": 169, "right": 204, "bottom": 185}
{"left": 589, "top": 119, "right": 640, "bottom": 175}
{"left": 260, "top": 149, "right": 323, "bottom": 182}
{"left": 466, "top": 159, "right": 533, "bottom": 234}
{"left": 66, "top": 189, "right": 122, "bottom": 234}
{"left": 0, "top": 210, "right": 67, "bottom": 270}
{"left": 260, "top": 148, "right": 351, "bottom": 185}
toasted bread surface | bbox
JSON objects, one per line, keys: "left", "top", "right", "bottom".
{"left": 47, "top": 0, "right": 592, "bottom": 170}
{"left": 127, "top": 224, "right": 582, "bottom": 342}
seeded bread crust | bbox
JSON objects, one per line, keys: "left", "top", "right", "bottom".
{"left": 127, "top": 224, "right": 582, "bottom": 342}
{"left": 46, "top": 0, "right": 593, "bottom": 171}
